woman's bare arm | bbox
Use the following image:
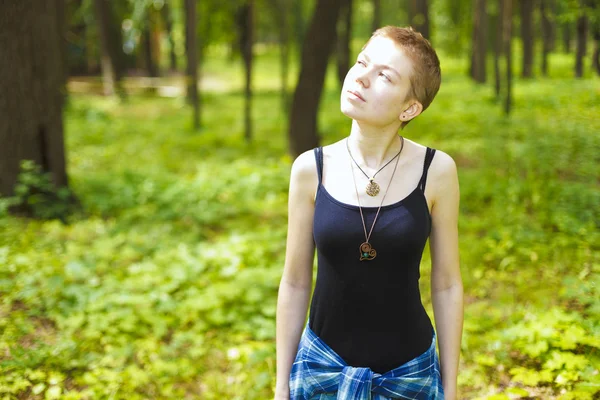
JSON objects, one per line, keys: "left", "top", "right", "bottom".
{"left": 428, "top": 151, "right": 463, "bottom": 400}
{"left": 274, "top": 150, "right": 318, "bottom": 398}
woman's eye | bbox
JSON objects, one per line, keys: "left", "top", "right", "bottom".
{"left": 357, "top": 60, "right": 366, "bottom": 66}
{"left": 380, "top": 73, "right": 390, "bottom": 81}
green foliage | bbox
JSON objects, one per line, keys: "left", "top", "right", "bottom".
{"left": 0, "top": 160, "right": 75, "bottom": 221}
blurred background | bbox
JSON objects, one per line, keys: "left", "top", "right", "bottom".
{"left": 0, "top": 0, "right": 599, "bottom": 399}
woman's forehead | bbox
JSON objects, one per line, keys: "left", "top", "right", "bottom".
{"left": 360, "top": 36, "right": 413, "bottom": 75}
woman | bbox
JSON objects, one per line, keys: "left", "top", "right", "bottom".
{"left": 275, "top": 26, "right": 463, "bottom": 400}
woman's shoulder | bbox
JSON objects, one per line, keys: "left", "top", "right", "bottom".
{"left": 403, "top": 138, "right": 455, "bottom": 170}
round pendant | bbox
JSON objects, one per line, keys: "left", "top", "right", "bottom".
{"left": 366, "top": 180, "right": 380, "bottom": 197}
{"left": 359, "top": 242, "right": 377, "bottom": 261}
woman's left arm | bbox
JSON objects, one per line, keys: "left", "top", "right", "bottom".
{"left": 428, "top": 151, "right": 464, "bottom": 400}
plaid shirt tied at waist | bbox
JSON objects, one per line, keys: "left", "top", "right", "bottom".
{"left": 289, "top": 322, "right": 444, "bottom": 400}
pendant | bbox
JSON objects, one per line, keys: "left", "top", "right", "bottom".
{"left": 359, "top": 242, "right": 377, "bottom": 261}
{"left": 366, "top": 179, "right": 380, "bottom": 197}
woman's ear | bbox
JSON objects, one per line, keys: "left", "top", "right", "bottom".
{"left": 399, "top": 101, "right": 423, "bottom": 121}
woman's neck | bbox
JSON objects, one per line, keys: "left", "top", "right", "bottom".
{"left": 347, "top": 119, "right": 403, "bottom": 170}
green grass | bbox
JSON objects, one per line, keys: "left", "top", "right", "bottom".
{"left": 0, "top": 48, "right": 599, "bottom": 399}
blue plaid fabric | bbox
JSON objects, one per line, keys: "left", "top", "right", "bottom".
{"left": 289, "top": 322, "right": 444, "bottom": 399}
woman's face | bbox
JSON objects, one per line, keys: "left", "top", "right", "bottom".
{"left": 340, "top": 36, "right": 416, "bottom": 126}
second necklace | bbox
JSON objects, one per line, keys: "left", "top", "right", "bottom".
{"left": 348, "top": 136, "right": 404, "bottom": 261}
{"left": 346, "top": 136, "right": 404, "bottom": 196}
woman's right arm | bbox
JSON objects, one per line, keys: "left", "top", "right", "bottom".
{"left": 274, "top": 150, "right": 318, "bottom": 399}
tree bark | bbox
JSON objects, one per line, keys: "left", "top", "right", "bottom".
{"left": 93, "top": 0, "right": 124, "bottom": 96}
{"left": 575, "top": 5, "right": 588, "bottom": 78}
{"left": 0, "top": 0, "right": 68, "bottom": 197}
{"left": 470, "top": 0, "right": 487, "bottom": 83}
{"left": 503, "top": 0, "right": 513, "bottom": 115}
{"left": 337, "top": 0, "right": 353, "bottom": 88}
{"left": 494, "top": 0, "right": 503, "bottom": 97}
{"left": 592, "top": 22, "right": 600, "bottom": 76}
{"left": 408, "top": 0, "right": 430, "bottom": 41}
{"left": 520, "top": 0, "right": 534, "bottom": 78}
{"left": 372, "top": 0, "right": 381, "bottom": 33}
{"left": 288, "top": 0, "right": 343, "bottom": 157}
{"left": 540, "top": 0, "right": 553, "bottom": 76}
{"left": 269, "top": 0, "right": 291, "bottom": 114}
{"left": 142, "top": 8, "right": 158, "bottom": 77}
{"left": 67, "top": 0, "right": 88, "bottom": 75}
{"left": 237, "top": 1, "right": 254, "bottom": 142}
{"left": 563, "top": 22, "right": 572, "bottom": 53}
{"left": 292, "top": 0, "right": 306, "bottom": 60}
{"left": 162, "top": 1, "right": 178, "bottom": 71}
{"left": 185, "top": 0, "right": 199, "bottom": 129}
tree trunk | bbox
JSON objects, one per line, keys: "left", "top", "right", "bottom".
{"left": 162, "top": 1, "right": 178, "bottom": 71}
{"left": 185, "top": 0, "right": 199, "bottom": 129}
{"left": 93, "top": 0, "right": 124, "bottom": 96}
{"left": 292, "top": 0, "right": 306, "bottom": 60}
{"left": 540, "top": 0, "right": 553, "bottom": 76}
{"left": 270, "top": 0, "right": 291, "bottom": 114}
{"left": 470, "top": 0, "right": 487, "bottom": 83}
{"left": 288, "top": 0, "right": 343, "bottom": 157}
{"left": 592, "top": 22, "right": 600, "bottom": 76}
{"left": 575, "top": 6, "right": 588, "bottom": 78}
{"left": 0, "top": 0, "right": 68, "bottom": 198}
{"left": 408, "top": 0, "right": 430, "bottom": 41}
{"left": 494, "top": 0, "right": 503, "bottom": 97}
{"left": 520, "top": 0, "right": 534, "bottom": 78}
{"left": 372, "top": 0, "right": 381, "bottom": 33}
{"left": 142, "top": 9, "right": 158, "bottom": 77}
{"left": 337, "top": 0, "right": 353, "bottom": 87}
{"left": 237, "top": 1, "right": 254, "bottom": 142}
{"left": 563, "top": 22, "right": 572, "bottom": 53}
{"left": 67, "top": 0, "right": 88, "bottom": 75}
{"left": 503, "top": 0, "right": 513, "bottom": 115}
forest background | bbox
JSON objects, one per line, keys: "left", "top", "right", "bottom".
{"left": 0, "top": 0, "right": 599, "bottom": 399}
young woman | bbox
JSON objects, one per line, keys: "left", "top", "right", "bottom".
{"left": 275, "top": 26, "right": 463, "bottom": 400}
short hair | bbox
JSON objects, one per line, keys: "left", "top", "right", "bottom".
{"left": 365, "top": 26, "right": 441, "bottom": 128}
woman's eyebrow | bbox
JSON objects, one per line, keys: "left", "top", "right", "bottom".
{"left": 361, "top": 53, "right": 401, "bottom": 78}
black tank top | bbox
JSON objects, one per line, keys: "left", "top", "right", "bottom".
{"left": 308, "top": 145, "right": 436, "bottom": 374}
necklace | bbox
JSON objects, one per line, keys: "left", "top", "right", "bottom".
{"left": 348, "top": 136, "right": 404, "bottom": 261}
{"left": 346, "top": 136, "right": 404, "bottom": 196}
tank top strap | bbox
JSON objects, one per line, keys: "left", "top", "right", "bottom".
{"left": 313, "top": 146, "right": 324, "bottom": 185}
{"left": 418, "top": 147, "right": 436, "bottom": 192}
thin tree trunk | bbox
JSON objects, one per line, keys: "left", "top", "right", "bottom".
{"left": 592, "top": 22, "right": 600, "bottom": 76}
{"left": 238, "top": 1, "right": 254, "bottom": 142}
{"left": 470, "top": 0, "right": 487, "bottom": 83}
{"left": 494, "top": 0, "right": 503, "bottom": 97}
{"left": 292, "top": 0, "right": 305, "bottom": 60}
{"left": 67, "top": 0, "right": 88, "bottom": 75}
{"left": 272, "top": 0, "right": 290, "bottom": 114}
{"left": 563, "top": 23, "right": 572, "bottom": 53}
{"left": 0, "top": 0, "right": 68, "bottom": 198}
{"left": 540, "top": 0, "right": 553, "bottom": 76}
{"left": 503, "top": 0, "right": 513, "bottom": 115}
{"left": 185, "top": 0, "right": 199, "bottom": 129}
{"left": 520, "top": 0, "right": 534, "bottom": 78}
{"left": 288, "top": 0, "right": 344, "bottom": 157}
{"left": 575, "top": 5, "right": 588, "bottom": 78}
{"left": 142, "top": 9, "right": 158, "bottom": 77}
{"left": 337, "top": 0, "right": 353, "bottom": 87}
{"left": 162, "top": 1, "right": 177, "bottom": 71}
{"left": 409, "top": 0, "right": 430, "bottom": 41}
{"left": 93, "top": 0, "right": 123, "bottom": 96}
{"left": 372, "top": 0, "right": 381, "bottom": 32}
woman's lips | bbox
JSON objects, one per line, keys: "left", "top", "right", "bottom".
{"left": 347, "top": 90, "right": 365, "bottom": 102}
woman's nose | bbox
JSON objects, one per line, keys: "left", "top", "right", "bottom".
{"left": 355, "top": 72, "right": 369, "bottom": 88}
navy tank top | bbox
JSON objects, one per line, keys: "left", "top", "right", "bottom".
{"left": 308, "top": 145, "right": 437, "bottom": 374}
